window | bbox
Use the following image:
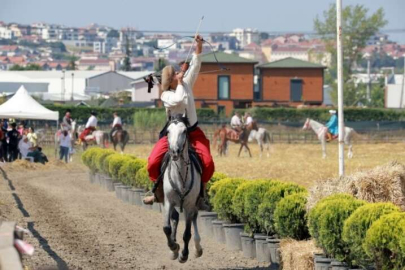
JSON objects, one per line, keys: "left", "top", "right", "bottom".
{"left": 290, "top": 79, "right": 303, "bottom": 102}
{"left": 218, "top": 75, "right": 230, "bottom": 100}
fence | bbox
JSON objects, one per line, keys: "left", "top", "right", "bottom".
{"left": 37, "top": 121, "right": 405, "bottom": 146}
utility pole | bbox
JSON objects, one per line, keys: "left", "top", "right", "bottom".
{"left": 400, "top": 56, "right": 405, "bottom": 108}
{"left": 366, "top": 57, "right": 371, "bottom": 103}
{"left": 337, "top": 0, "right": 345, "bottom": 177}
{"left": 62, "top": 70, "right": 65, "bottom": 101}
{"left": 71, "top": 73, "right": 74, "bottom": 101}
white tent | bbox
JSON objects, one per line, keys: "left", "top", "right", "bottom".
{"left": 0, "top": 86, "right": 59, "bottom": 121}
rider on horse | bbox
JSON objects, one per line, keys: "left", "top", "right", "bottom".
{"left": 79, "top": 111, "right": 98, "bottom": 142}
{"left": 326, "top": 110, "right": 338, "bottom": 142}
{"left": 143, "top": 35, "right": 215, "bottom": 206}
{"left": 110, "top": 112, "right": 122, "bottom": 142}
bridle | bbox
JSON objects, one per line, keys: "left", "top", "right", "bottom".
{"left": 166, "top": 116, "right": 195, "bottom": 213}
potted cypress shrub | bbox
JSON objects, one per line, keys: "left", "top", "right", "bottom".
{"left": 342, "top": 202, "right": 400, "bottom": 268}
{"left": 257, "top": 183, "right": 306, "bottom": 265}
{"left": 364, "top": 212, "right": 405, "bottom": 270}
{"left": 317, "top": 198, "right": 366, "bottom": 266}
{"left": 243, "top": 180, "right": 283, "bottom": 262}
{"left": 94, "top": 149, "right": 115, "bottom": 190}
{"left": 136, "top": 166, "right": 153, "bottom": 210}
{"left": 82, "top": 148, "right": 99, "bottom": 183}
{"left": 209, "top": 178, "right": 246, "bottom": 251}
{"left": 212, "top": 219, "right": 227, "bottom": 244}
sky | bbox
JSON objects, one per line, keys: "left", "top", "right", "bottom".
{"left": 1, "top": 0, "right": 404, "bottom": 43}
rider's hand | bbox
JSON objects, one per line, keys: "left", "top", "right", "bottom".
{"left": 176, "top": 71, "right": 184, "bottom": 85}
{"left": 195, "top": 35, "right": 203, "bottom": 45}
{"left": 180, "top": 62, "right": 189, "bottom": 72}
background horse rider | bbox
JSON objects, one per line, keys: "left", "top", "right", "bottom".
{"left": 110, "top": 112, "right": 122, "bottom": 142}
{"left": 230, "top": 111, "right": 243, "bottom": 140}
{"left": 144, "top": 35, "right": 214, "bottom": 207}
{"left": 79, "top": 111, "right": 98, "bottom": 142}
{"left": 326, "top": 110, "right": 338, "bottom": 142}
{"left": 61, "top": 109, "right": 72, "bottom": 131}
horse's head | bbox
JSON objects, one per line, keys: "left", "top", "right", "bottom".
{"left": 71, "top": 119, "right": 77, "bottom": 131}
{"left": 167, "top": 114, "right": 189, "bottom": 161}
{"left": 303, "top": 118, "right": 311, "bottom": 130}
{"left": 251, "top": 120, "right": 259, "bottom": 131}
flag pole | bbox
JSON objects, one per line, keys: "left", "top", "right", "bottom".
{"left": 337, "top": 0, "right": 345, "bottom": 176}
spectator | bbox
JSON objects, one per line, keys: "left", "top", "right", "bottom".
{"left": 27, "top": 127, "right": 38, "bottom": 147}
{"left": 27, "top": 147, "right": 48, "bottom": 164}
{"left": 18, "top": 135, "right": 34, "bottom": 160}
{"left": 59, "top": 130, "right": 71, "bottom": 163}
{"left": 7, "top": 123, "right": 20, "bottom": 162}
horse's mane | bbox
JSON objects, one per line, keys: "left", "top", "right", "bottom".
{"left": 169, "top": 114, "right": 190, "bottom": 127}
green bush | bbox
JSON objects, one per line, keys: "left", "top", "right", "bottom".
{"left": 274, "top": 192, "right": 309, "bottom": 240}
{"left": 364, "top": 212, "right": 405, "bottom": 270}
{"left": 308, "top": 193, "right": 355, "bottom": 240}
{"left": 257, "top": 183, "right": 306, "bottom": 235}
{"left": 135, "top": 165, "right": 153, "bottom": 191}
{"left": 133, "top": 110, "right": 166, "bottom": 131}
{"left": 242, "top": 180, "right": 283, "bottom": 234}
{"left": 317, "top": 198, "right": 366, "bottom": 262}
{"left": 209, "top": 178, "right": 246, "bottom": 222}
{"left": 342, "top": 202, "right": 400, "bottom": 268}
{"left": 108, "top": 154, "right": 131, "bottom": 180}
{"left": 232, "top": 181, "right": 255, "bottom": 226}
{"left": 118, "top": 158, "right": 147, "bottom": 186}
{"left": 93, "top": 149, "right": 116, "bottom": 174}
{"left": 81, "top": 148, "right": 103, "bottom": 172}
{"left": 207, "top": 172, "right": 228, "bottom": 193}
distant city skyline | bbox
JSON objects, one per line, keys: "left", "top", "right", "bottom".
{"left": 1, "top": 0, "right": 404, "bottom": 43}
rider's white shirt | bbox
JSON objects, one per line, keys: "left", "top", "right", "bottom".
{"left": 85, "top": 116, "right": 97, "bottom": 128}
{"left": 230, "top": 115, "right": 242, "bottom": 128}
{"left": 161, "top": 53, "right": 201, "bottom": 126}
{"left": 245, "top": 116, "right": 253, "bottom": 125}
{"left": 112, "top": 116, "right": 122, "bottom": 126}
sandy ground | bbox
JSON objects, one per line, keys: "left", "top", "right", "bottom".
{"left": 0, "top": 162, "right": 268, "bottom": 270}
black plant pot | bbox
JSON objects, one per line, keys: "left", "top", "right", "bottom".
{"left": 199, "top": 212, "right": 217, "bottom": 238}
{"left": 240, "top": 232, "right": 256, "bottom": 259}
{"left": 314, "top": 254, "right": 333, "bottom": 270}
{"left": 212, "top": 220, "right": 227, "bottom": 244}
{"left": 104, "top": 177, "right": 115, "bottom": 191}
{"left": 114, "top": 184, "right": 125, "bottom": 200}
{"left": 330, "top": 260, "right": 350, "bottom": 270}
{"left": 223, "top": 223, "right": 244, "bottom": 251}
{"left": 267, "top": 237, "right": 281, "bottom": 266}
{"left": 131, "top": 189, "right": 144, "bottom": 206}
{"left": 254, "top": 234, "right": 271, "bottom": 263}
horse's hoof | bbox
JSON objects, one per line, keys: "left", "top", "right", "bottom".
{"left": 178, "top": 254, "right": 188, "bottom": 263}
{"left": 194, "top": 248, "right": 203, "bottom": 258}
{"left": 169, "top": 243, "right": 180, "bottom": 260}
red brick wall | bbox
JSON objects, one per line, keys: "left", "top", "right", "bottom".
{"left": 260, "top": 68, "right": 323, "bottom": 103}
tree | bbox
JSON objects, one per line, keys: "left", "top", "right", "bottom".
{"left": 9, "top": 64, "right": 42, "bottom": 71}
{"left": 154, "top": 58, "right": 167, "bottom": 72}
{"left": 67, "top": 55, "right": 78, "bottom": 70}
{"left": 121, "top": 35, "right": 131, "bottom": 71}
{"left": 314, "top": 4, "right": 387, "bottom": 106}
{"left": 107, "top": 29, "right": 119, "bottom": 38}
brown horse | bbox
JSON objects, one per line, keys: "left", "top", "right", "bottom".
{"left": 213, "top": 121, "right": 258, "bottom": 157}
{"left": 112, "top": 128, "right": 129, "bottom": 154}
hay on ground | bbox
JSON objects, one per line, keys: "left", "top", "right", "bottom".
{"left": 280, "top": 239, "right": 322, "bottom": 270}
{"left": 308, "top": 161, "right": 405, "bottom": 210}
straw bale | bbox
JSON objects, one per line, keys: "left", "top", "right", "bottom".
{"left": 280, "top": 239, "right": 322, "bottom": 270}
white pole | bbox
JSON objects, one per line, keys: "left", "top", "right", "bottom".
{"left": 400, "top": 56, "right": 405, "bottom": 108}
{"left": 131, "top": 82, "right": 136, "bottom": 102}
{"left": 367, "top": 57, "right": 371, "bottom": 103}
{"left": 337, "top": 0, "right": 345, "bottom": 176}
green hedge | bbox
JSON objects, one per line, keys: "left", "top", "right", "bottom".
{"left": 45, "top": 105, "right": 216, "bottom": 122}
{"left": 243, "top": 107, "right": 405, "bottom": 122}
{"left": 342, "top": 202, "right": 400, "bottom": 268}
{"left": 364, "top": 212, "right": 405, "bottom": 270}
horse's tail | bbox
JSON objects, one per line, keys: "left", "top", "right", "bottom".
{"left": 263, "top": 130, "right": 271, "bottom": 144}
{"left": 212, "top": 129, "right": 219, "bottom": 150}
{"left": 103, "top": 132, "right": 109, "bottom": 148}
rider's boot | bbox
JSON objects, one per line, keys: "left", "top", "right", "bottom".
{"left": 197, "top": 182, "right": 210, "bottom": 211}
{"left": 143, "top": 181, "right": 164, "bottom": 205}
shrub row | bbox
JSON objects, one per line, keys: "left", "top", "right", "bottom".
{"left": 81, "top": 148, "right": 151, "bottom": 191}
{"left": 309, "top": 193, "right": 405, "bottom": 269}
{"left": 209, "top": 178, "right": 308, "bottom": 240}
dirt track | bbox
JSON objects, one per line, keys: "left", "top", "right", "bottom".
{"left": 0, "top": 162, "right": 267, "bottom": 270}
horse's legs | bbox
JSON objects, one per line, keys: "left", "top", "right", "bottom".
{"left": 179, "top": 211, "right": 193, "bottom": 263}
{"left": 347, "top": 141, "right": 353, "bottom": 159}
{"left": 321, "top": 139, "right": 326, "bottom": 159}
{"left": 170, "top": 209, "right": 179, "bottom": 244}
{"left": 237, "top": 144, "right": 244, "bottom": 157}
{"left": 245, "top": 143, "right": 252, "bottom": 158}
{"left": 163, "top": 203, "right": 180, "bottom": 259}
{"left": 192, "top": 212, "right": 203, "bottom": 258}
{"left": 259, "top": 140, "right": 263, "bottom": 158}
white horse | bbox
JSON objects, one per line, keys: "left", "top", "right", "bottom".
{"left": 248, "top": 127, "right": 271, "bottom": 158}
{"left": 77, "top": 125, "right": 108, "bottom": 150}
{"left": 163, "top": 114, "right": 203, "bottom": 263}
{"left": 302, "top": 118, "right": 355, "bottom": 159}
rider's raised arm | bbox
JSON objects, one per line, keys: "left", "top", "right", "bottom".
{"left": 161, "top": 85, "right": 188, "bottom": 108}
{"left": 183, "top": 35, "right": 203, "bottom": 88}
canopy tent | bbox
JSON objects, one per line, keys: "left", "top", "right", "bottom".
{"left": 0, "top": 85, "right": 58, "bottom": 121}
